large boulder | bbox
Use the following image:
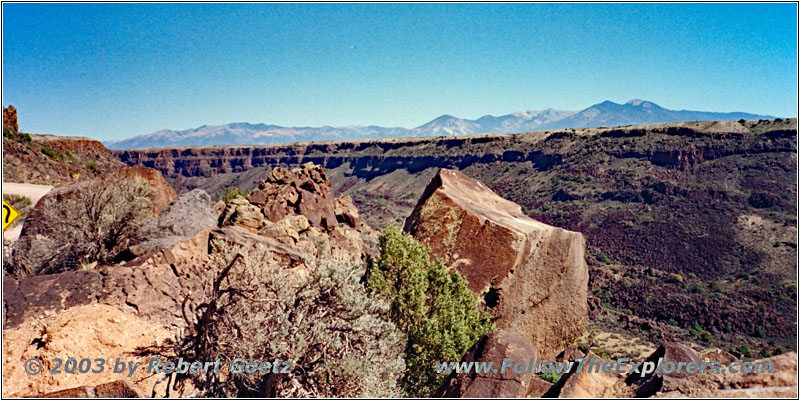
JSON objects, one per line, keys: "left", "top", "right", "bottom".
{"left": 404, "top": 169, "right": 588, "bottom": 359}
{"left": 129, "top": 189, "right": 218, "bottom": 258}
{"left": 435, "top": 330, "right": 539, "bottom": 398}
{"left": 8, "top": 169, "right": 179, "bottom": 277}
{"left": 626, "top": 341, "right": 705, "bottom": 397}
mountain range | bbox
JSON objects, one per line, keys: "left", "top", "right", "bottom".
{"left": 105, "top": 99, "right": 774, "bottom": 149}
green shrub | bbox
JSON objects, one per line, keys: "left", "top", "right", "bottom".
{"left": 3, "top": 127, "right": 14, "bottom": 139}
{"left": 41, "top": 144, "right": 63, "bottom": 160}
{"left": 19, "top": 132, "right": 31, "bottom": 142}
{"left": 739, "top": 345, "right": 753, "bottom": 358}
{"left": 590, "top": 348, "right": 609, "bottom": 359}
{"left": 596, "top": 251, "right": 611, "bottom": 264}
{"left": 222, "top": 186, "right": 246, "bottom": 203}
{"left": 690, "top": 283, "right": 707, "bottom": 294}
{"left": 753, "top": 327, "right": 767, "bottom": 338}
{"left": 540, "top": 371, "right": 562, "bottom": 384}
{"left": 366, "top": 226, "right": 493, "bottom": 397}
{"left": 85, "top": 161, "right": 98, "bottom": 171}
{"left": 773, "top": 346, "right": 784, "bottom": 356}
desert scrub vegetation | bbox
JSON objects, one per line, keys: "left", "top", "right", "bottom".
{"left": 176, "top": 243, "right": 405, "bottom": 397}
{"left": 19, "top": 176, "right": 153, "bottom": 276}
{"left": 41, "top": 143, "right": 64, "bottom": 160}
{"left": 366, "top": 225, "right": 493, "bottom": 397}
{"left": 222, "top": 186, "right": 247, "bottom": 203}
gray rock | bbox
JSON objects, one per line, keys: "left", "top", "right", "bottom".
{"left": 129, "top": 189, "right": 217, "bottom": 258}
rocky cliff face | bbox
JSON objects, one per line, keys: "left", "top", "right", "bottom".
{"left": 113, "top": 118, "right": 798, "bottom": 351}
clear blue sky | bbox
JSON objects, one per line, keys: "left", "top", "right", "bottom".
{"left": 2, "top": 3, "right": 797, "bottom": 141}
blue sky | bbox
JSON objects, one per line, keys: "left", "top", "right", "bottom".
{"left": 2, "top": 3, "right": 797, "bottom": 141}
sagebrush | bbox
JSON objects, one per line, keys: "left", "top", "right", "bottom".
{"left": 177, "top": 243, "right": 405, "bottom": 397}
{"left": 17, "top": 176, "right": 153, "bottom": 276}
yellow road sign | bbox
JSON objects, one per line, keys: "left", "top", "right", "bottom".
{"left": 3, "top": 200, "right": 20, "bottom": 231}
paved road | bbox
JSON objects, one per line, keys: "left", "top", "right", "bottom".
{"left": 3, "top": 182, "right": 54, "bottom": 242}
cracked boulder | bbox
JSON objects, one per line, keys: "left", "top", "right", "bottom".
{"left": 404, "top": 169, "right": 588, "bottom": 359}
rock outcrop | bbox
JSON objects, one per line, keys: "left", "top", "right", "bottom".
{"left": 129, "top": 189, "right": 218, "bottom": 258}
{"left": 655, "top": 352, "right": 798, "bottom": 398}
{"left": 3, "top": 105, "right": 18, "bottom": 132}
{"left": 249, "top": 163, "right": 360, "bottom": 230}
{"left": 435, "top": 330, "right": 539, "bottom": 398}
{"left": 220, "top": 164, "right": 367, "bottom": 262}
{"left": 544, "top": 350, "right": 631, "bottom": 398}
{"left": 4, "top": 227, "right": 215, "bottom": 330}
{"left": 404, "top": 168, "right": 588, "bottom": 359}
{"left": 3, "top": 164, "right": 372, "bottom": 397}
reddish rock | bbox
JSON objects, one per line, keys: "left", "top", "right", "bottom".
{"left": 4, "top": 228, "right": 216, "bottom": 330}
{"left": 113, "top": 166, "right": 177, "bottom": 215}
{"left": 700, "top": 348, "right": 738, "bottom": 365}
{"left": 257, "top": 164, "right": 337, "bottom": 230}
{"left": 627, "top": 342, "right": 705, "bottom": 397}
{"left": 545, "top": 351, "right": 630, "bottom": 398}
{"left": 435, "top": 330, "right": 539, "bottom": 398}
{"left": 334, "top": 194, "right": 361, "bottom": 228}
{"left": 404, "top": 168, "right": 588, "bottom": 359}
{"left": 557, "top": 346, "right": 585, "bottom": 362}
{"left": 526, "top": 375, "right": 554, "bottom": 398}
{"left": 3, "top": 105, "right": 18, "bottom": 132}
{"left": 247, "top": 188, "right": 268, "bottom": 206}
{"left": 257, "top": 163, "right": 359, "bottom": 231}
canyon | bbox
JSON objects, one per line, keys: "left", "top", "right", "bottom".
{"left": 114, "top": 118, "right": 798, "bottom": 353}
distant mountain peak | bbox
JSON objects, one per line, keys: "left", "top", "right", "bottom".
{"left": 625, "top": 99, "right": 659, "bottom": 108}
{"left": 105, "top": 100, "right": 775, "bottom": 149}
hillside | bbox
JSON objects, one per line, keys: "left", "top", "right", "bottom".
{"left": 3, "top": 132, "right": 124, "bottom": 185}
{"left": 115, "top": 118, "right": 798, "bottom": 355}
{"left": 104, "top": 100, "right": 773, "bottom": 149}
